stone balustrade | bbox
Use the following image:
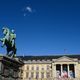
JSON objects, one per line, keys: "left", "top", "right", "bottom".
{"left": 22, "top": 78, "right": 80, "bottom": 80}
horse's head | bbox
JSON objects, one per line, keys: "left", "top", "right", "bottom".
{"left": 0, "top": 38, "right": 3, "bottom": 42}
{"left": 2, "top": 27, "right": 10, "bottom": 35}
{"left": 2, "top": 27, "right": 7, "bottom": 35}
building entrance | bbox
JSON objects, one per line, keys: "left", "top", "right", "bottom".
{"left": 56, "top": 64, "right": 75, "bottom": 78}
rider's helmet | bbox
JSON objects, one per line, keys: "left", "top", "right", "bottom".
{"left": 11, "top": 29, "right": 15, "bottom": 33}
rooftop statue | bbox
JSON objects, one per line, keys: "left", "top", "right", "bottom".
{"left": 0, "top": 27, "right": 17, "bottom": 58}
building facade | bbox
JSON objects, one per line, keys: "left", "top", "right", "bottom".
{"left": 20, "top": 55, "right": 80, "bottom": 80}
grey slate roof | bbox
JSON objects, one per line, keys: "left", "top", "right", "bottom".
{"left": 18, "top": 54, "right": 80, "bottom": 61}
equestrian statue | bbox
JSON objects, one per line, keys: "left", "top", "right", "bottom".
{"left": 0, "top": 27, "right": 17, "bottom": 58}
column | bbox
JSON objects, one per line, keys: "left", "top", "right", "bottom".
{"left": 53, "top": 64, "right": 56, "bottom": 78}
{"left": 67, "top": 64, "right": 70, "bottom": 77}
{"left": 61, "top": 64, "right": 63, "bottom": 76}
{"left": 51, "top": 63, "right": 53, "bottom": 79}
{"left": 74, "top": 64, "right": 77, "bottom": 78}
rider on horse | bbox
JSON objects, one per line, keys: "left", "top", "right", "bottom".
{"left": 0, "top": 27, "right": 16, "bottom": 58}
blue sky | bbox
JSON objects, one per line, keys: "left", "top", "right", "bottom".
{"left": 0, "top": 0, "right": 80, "bottom": 56}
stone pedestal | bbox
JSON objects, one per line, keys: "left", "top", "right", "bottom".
{"left": 0, "top": 55, "right": 23, "bottom": 80}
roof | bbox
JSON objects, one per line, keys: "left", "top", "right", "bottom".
{"left": 18, "top": 55, "right": 80, "bottom": 61}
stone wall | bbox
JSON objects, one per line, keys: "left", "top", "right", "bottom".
{"left": 0, "top": 56, "right": 23, "bottom": 80}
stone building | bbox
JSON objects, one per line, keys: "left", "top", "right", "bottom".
{"left": 19, "top": 55, "right": 80, "bottom": 80}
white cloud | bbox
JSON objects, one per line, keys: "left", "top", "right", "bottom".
{"left": 22, "top": 5, "right": 36, "bottom": 16}
{"left": 26, "top": 6, "right": 32, "bottom": 12}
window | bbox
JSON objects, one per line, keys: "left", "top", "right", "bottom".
{"left": 47, "top": 65, "right": 49, "bottom": 70}
{"left": 36, "top": 66, "right": 39, "bottom": 70}
{"left": 36, "top": 72, "right": 39, "bottom": 79}
{"left": 27, "top": 66, "right": 29, "bottom": 70}
{"left": 26, "top": 72, "right": 29, "bottom": 78}
{"left": 46, "top": 72, "right": 50, "bottom": 78}
{"left": 41, "top": 72, "right": 44, "bottom": 78}
{"left": 32, "top": 66, "right": 34, "bottom": 70}
{"left": 31, "top": 72, "right": 34, "bottom": 78}
{"left": 42, "top": 67, "right": 44, "bottom": 70}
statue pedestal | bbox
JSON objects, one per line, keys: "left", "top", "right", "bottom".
{"left": 0, "top": 55, "right": 23, "bottom": 80}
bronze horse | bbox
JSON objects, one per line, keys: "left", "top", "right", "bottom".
{"left": 0, "top": 27, "right": 17, "bottom": 58}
